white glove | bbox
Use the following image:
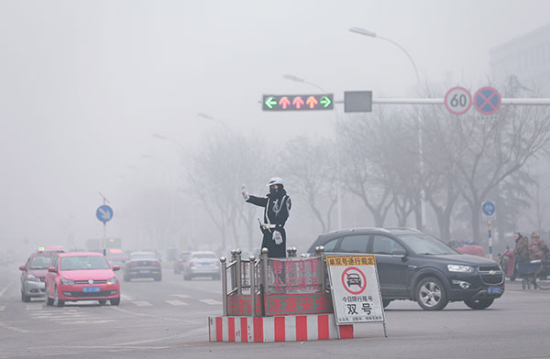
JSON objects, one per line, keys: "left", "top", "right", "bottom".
{"left": 241, "top": 184, "right": 249, "bottom": 201}
{"left": 272, "top": 230, "right": 283, "bottom": 245}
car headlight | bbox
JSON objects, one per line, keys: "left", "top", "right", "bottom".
{"left": 447, "top": 264, "right": 474, "bottom": 273}
{"left": 26, "top": 275, "right": 41, "bottom": 282}
{"left": 61, "top": 278, "right": 75, "bottom": 285}
{"left": 106, "top": 277, "right": 118, "bottom": 285}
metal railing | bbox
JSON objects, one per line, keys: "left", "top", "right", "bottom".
{"left": 220, "top": 246, "right": 327, "bottom": 316}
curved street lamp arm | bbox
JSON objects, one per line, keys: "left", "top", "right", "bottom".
{"left": 377, "top": 36, "right": 420, "bottom": 87}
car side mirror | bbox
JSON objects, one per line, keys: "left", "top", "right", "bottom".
{"left": 47, "top": 266, "right": 57, "bottom": 273}
{"left": 113, "top": 265, "right": 120, "bottom": 271}
{"left": 19, "top": 265, "right": 26, "bottom": 271}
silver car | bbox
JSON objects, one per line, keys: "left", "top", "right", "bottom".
{"left": 19, "top": 252, "right": 58, "bottom": 302}
{"left": 123, "top": 251, "right": 162, "bottom": 281}
{"left": 183, "top": 251, "right": 220, "bottom": 280}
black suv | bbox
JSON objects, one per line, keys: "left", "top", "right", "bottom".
{"left": 307, "top": 227, "right": 504, "bottom": 310}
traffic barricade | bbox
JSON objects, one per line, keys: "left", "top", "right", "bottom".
{"left": 208, "top": 247, "right": 355, "bottom": 342}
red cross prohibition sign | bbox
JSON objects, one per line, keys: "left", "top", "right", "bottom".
{"left": 341, "top": 267, "right": 367, "bottom": 295}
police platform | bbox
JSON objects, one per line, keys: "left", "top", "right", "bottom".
{"left": 208, "top": 247, "right": 387, "bottom": 343}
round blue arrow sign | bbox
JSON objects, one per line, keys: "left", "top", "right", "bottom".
{"left": 96, "top": 205, "right": 114, "bottom": 223}
{"left": 482, "top": 201, "right": 496, "bottom": 217}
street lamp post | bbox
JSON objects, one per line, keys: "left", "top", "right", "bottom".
{"left": 281, "top": 74, "right": 343, "bottom": 230}
{"left": 141, "top": 154, "right": 176, "bottom": 251}
{"left": 349, "top": 27, "right": 426, "bottom": 230}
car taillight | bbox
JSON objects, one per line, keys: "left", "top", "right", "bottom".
{"left": 152, "top": 261, "right": 160, "bottom": 266}
{"left": 189, "top": 261, "right": 195, "bottom": 268}
{"left": 129, "top": 262, "right": 138, "bottom": 267}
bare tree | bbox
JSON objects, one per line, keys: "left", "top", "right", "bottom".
{"left": 338, "top": 112, "right": 407, "bottom": 227}
{"left": 421, "top": 107, "right": 465, "bottom": 241}
{"left": 186, "top": 131, "right": 271, "bottom": 253}
{"left": 278, "top": 136, "right": 338, "bottom": 233}
{"left": 448, "top": 87, "right": 550, "bottom": 242}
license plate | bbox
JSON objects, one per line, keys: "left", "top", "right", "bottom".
{"left": 488, "top": 287, "right": 502, "bottom": 294}
{"left": 83, "top": 286, "right": 100, "bottom": 293}
{"left": 139, "top": 270, "right": 150, "bottom": 274}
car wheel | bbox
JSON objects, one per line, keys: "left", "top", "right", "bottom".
{"left": 464, "top": 298, "right": 494, "bottom": 310}
{"left": 98, "top": 299, "right": 107, "bottom": 306}
{"left": 416, "top": 277, "right": 448, "bottom": 311}
{"left": 110, "top": 298, "right": 120, "bottom": 306}
{"left": 382, "top": 299, "right": 391, "bottom": 308}
{"left": 53, "top": 287, "right": 64, "bottom": 308}
{"left": 21, "top": 292, "right": 30, "bottom": 303}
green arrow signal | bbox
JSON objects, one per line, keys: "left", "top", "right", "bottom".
{"left": 320, "top": 96, "right": 332, "bottom": 108}
{"left": 265, "top": 97, "right": 278, "bottom": 109}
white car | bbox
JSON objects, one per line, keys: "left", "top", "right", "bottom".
{"left": 183, "top": 251, "right": 220, "bottom": 280}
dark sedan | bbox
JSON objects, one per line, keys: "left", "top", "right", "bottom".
{"left": 308, "top": 227, "right": 504, "bottom": 310}
{"left": 123, "top": 252, "right": 162, "bottom": 282}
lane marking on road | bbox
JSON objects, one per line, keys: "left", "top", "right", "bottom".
{"left": 200, "top": 299, "right": 222, "bottom": 305}
{"left": 27, "top": 345, "right": 172, "bottom": 351}
{"left": 0, "top": 322, "right": 30, "bottom": 333}
{"left": 0, "top": 286, "right": 9, "bottom": 298}
{"left": 26, "top": 304, "right": 42, "bottom": 311}
{"left": 59, "top": 320, "right": 115, "bottom": 325}
{"left": 133, "top": 301, "right": 153, "bottom": 307}
{"left": 165, "top": 300, "right": 189, "bottom": 306}
{"left": 121, "top": 294, "right": 133, "bottom": 301}
{"left": 0, "top": 306, "right": 5, "bottom": 312}
{"left": 171, "top": 294, "right": 190, "bottom": 298}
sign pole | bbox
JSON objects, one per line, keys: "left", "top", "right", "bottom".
{"left": 488, "top": 220, "right": 492, "bottom": 260}
{"left": 103, "top": 222, "right": 107, "bottom": 256}
{"left": 96, "top": 193, "right": 114, "bottom": 257}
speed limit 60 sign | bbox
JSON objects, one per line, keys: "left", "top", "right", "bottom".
{"left": 445, "top": 87, "right": 472, "bottom": 115}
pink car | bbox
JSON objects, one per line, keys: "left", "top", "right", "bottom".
{"left": 456, "top": 244, "right": 485, "bottom": 257}
{"left": 45, "top": 252, "right": 121, "bottom": 307}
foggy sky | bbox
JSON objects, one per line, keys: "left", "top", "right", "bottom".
{"left": 2, "top": 0, "right": 550, "bottom": 252}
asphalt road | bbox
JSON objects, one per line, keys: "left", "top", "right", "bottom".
{"left": 1, "top": 262, "right": 549, "bottom": 359}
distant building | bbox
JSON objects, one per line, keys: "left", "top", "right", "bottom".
{"left": 490, "top": 24, "right": 550, "bottom": 95}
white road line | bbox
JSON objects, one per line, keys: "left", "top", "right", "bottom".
{"left": 0, "top": 286, "right": 8, "bottom": 298}
{"left": 0, "top": 306, "right": 5, "bottom": 312}
{"left": 200, "top": 299, "right": 222, "bottom": 305}
{"left": 59, "top": 320, "right": 114, "bottom": 325}
{"left": 165, "top": 300, "right": 188, "bottom": 306}
{"left": 121, "top": 294, "right": 133, "bottom": 301}
{"left": 0, "top": 322, "right": 30, "bottom": 333}
{"left": 171, "top": 294, "right": 190, "bottom": 299}
{"left": 26, "top": 305, "right": 42, "bottom": 311}
{"left": 133, "top": 301, "right": 152, "bottom": 307}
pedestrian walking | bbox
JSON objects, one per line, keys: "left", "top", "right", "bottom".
{"left": 514, "top": 232, "right": 531, "bottom": 288}
{"left": 528, "top": 232, "right": 549, "bottom": 261}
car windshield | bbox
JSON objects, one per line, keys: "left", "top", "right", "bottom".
{"left": 396, "top": 234, "right": 458, "bottom": 255}
{"left": 29, "top": 255, "right": 55, "bottom": 269}
{"left": 131, "top": 253, "right": 156, "bottom": 260}
{"left": 192, "top": 253, "right": 217, "bottom": 259}
{"left": 60, "top": 256, "right": 110, "bottom": 270}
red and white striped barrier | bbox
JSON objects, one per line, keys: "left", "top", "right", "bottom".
{"left": 208, "top": 314, "right": 353, "bottom": 342}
